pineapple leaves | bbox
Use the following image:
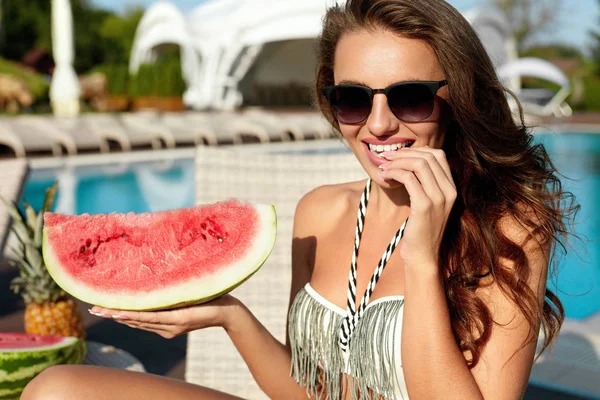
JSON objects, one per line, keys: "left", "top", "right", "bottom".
{"left": 43, "top": 182, "right": 59, "bottom": 213}
{"left": 4, "top": 181, "right": 63, "bottom": 305}
{"left": 24, "top": 202, "right": 38, "bottom": 233}
{"left": 34, "top": 212, "right": 44, "bottom": 248}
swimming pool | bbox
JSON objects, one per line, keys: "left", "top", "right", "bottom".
{"left": 19, "top": 133, "right": 600, "bottom": 320}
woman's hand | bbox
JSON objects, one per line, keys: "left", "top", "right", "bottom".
{"left": 88, "top": 294, "right": 240, "bottom": 339}
{"left": 379, "top": 146, "right": 457, "bottom": 269}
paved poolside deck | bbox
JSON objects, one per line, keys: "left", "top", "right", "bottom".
{"left": 0, "top": 260, "right": 595, "bottom": 399}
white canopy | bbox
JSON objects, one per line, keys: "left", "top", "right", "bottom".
{"left": 129, "top": 1, "right": 571, "bottom": 116}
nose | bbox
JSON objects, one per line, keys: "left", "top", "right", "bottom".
{"left": 367, "top": 93, "right": 400, "bottom": 136}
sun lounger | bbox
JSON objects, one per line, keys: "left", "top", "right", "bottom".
{"left": 465, "top": 8, "right": 572, "bottom": 120}
{"left": 0, "top": 123, "right": 26, "bottom": 158}
{"left": 119, "top": 112, "right": 176, "bottom": 150}
{"left": 207, "top": 112, "right": 271, "bottom": 144}
{"left": 160, "top": 112, "right": 218, "bottom": 146}
{"left": 277, "top": 111, "right": 336, "bottom": 140}
{"left": 186, "top": 145, "right": 366, "bottom": 398}
{"left": 78, "top": 114, "right": 132, "bottom": 152}
{"left": 241, "top": 108, "right": 305, "bottom": 141}
{"left": 498, "top": 57, "right": 573, "bottom": 119}
{"left": 531, "top": 321, "right": 600, "bottom": 398}
{"left": 0, "top": 117, "right": 76, "bottom": 157}
{"left": 0, "top": 159, "right": 29, "bottom": 256}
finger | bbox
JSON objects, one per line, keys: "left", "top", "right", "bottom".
{"left": 91, "top": 306, "right": 181, "bottom": 325}
{"left": 381, "top": 158, "right": 444, "bottom": 203}
{"left": 380, "top": 169, "right": 431, "bottom": 212}
{"left": 120, "top": 321, "right": 179, "bottom": 338}
{"left": 383, "top": 147, "right": 454, "bottom": 186}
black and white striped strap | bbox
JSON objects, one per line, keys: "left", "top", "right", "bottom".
{"left": 339, "top": 178, "right": 409, "bottom": 352}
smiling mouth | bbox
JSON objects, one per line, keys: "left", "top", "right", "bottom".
{"left": 366, "top": 142, "right": 414, "bottom": 158}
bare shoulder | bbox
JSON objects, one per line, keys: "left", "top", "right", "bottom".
{"left": 477, "top": 206, "right": 551, "bottom": 322}
{"left": 293, "top": 180, "right": 365, "bottom": 237}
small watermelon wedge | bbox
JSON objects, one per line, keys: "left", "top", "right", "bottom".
{"left": 0, "top": 333, "right": 86, "bottom": 400}
{"left": 42, "top": 200, "right": 276, "bottom": 310}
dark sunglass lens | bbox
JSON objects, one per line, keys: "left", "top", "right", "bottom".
{"left": 388, "top": 84, "right": 434, "bottom": 122}
{"left": 331, "top": 87, "right": 371, "bottom": 124}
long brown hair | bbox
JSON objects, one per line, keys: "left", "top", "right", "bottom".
{"left": 316, "top": 0, "right": 580, "bottom": 367}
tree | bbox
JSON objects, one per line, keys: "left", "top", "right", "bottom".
{"left": 591, "top": 0, "right": 600, "bottom": 75}
{"left": 0, "top": 0, "right": 129, "bottom": 73}
{"left": 491, "top": 0, "right": 564, "bottom": 52}
{"left": 98, "top": 7, "right": 144, "bottom": 65}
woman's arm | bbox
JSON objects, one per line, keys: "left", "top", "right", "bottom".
{"left": 380, "top": 147, "right": 548, "bottom": 399}
{"left": 224, "top": 190, "right": 320, "bottom": 399}
{"left": 90, "top": 190, "right": 322, "bottom": 400}
{"left": 401, "top": 214, "right": 548, "bottom": 400}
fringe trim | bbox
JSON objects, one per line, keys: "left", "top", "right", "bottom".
{"left": 289, "top": 288, "right": 405, "bottom": 400}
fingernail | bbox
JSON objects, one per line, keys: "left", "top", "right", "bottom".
{"left": 88, "top": 309, "right": 107, "bottom": 317}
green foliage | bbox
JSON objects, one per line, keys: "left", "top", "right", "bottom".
{"left": 93, "top": 64, "right": 130, "bottom": 96}
{"left": 1, "top": 1, "right": 142, "bottom": 74}
{"left": 129, "top": 49, "right": 186, "bottom": 98}
{"left": 98, "top": 8, "right": 144, "bottom": 65}
{"left": 0, "top": 57, "right": 49, "bottom": 100}
{"left": 522, "top": 45, "right": 584, "bottom": 62}
{"left": 572, "top": 74, "right": 600, "bottom": 112}
{"left": 591, "top": 0, "right": 600, "bottom": 76}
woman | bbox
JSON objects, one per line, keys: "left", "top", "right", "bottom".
{"left": 22, "top": 0, "right": 578, "bottom": 399}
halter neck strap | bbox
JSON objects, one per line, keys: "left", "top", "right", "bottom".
{"left": 339, "top": 178, "right": 408, "bottom": 352}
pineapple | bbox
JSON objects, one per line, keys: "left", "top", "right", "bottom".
{"left": 2, "top": 182, "right": 86, "bottom": 339}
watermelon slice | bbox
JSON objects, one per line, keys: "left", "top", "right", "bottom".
{"left": 0, "top": 333, "right": 86, "bottom": 400}
{"left": 42, "top": 200, "right": 277, "bottom": 310}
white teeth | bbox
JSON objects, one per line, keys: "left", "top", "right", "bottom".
{"left": 368, "top": 142, "right": 413, "bottom": 153}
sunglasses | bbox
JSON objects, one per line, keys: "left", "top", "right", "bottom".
{"left": 322, "top": 80, "right": 448, "bottom": 124}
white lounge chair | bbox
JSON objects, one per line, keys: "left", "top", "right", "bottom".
{"left": 0, "top": 117, "right": 77, "bottom": 157}
{"left": 240, "top": 108, "right": 302, "bottom": 142}
{"left": 0, "top": 159, "right": 29, "bottom": 255}
{"left": 160, "top": 112, "right": 218, "bottom": 146}
{"left": 531, "top": 320, "right": 600, "bottom": 398}
{"left": 277, "top": 111, "right": 336, "bottom": 140}
{"left": 119, "top": 111, "right": 176, "bottom": 150}
{"left": 78, "top": 114, "right": 132, "bottom": 153}
{"left": 0, "top": 123, "right": 26, "bottom": 158}
{"left": 498, "top": 58, "right": 573, "bottom": 119}
{"left": 465, "top": 8, "right": 572, "bottom": 119}
{"left": 208, "top": 112, "right": 271, "bottom": 144}
{"left": 186, "top": 145, "right": 366, "bottom": 399}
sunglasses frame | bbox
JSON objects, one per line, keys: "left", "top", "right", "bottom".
{"left": 322, "top": 80, "right": 448, "bottom": 124}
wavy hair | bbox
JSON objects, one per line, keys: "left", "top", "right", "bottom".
{"left": 316, "top": 0, "right": 580, "bottom": 367}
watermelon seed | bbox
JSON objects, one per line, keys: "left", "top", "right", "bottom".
{"left": 122, "top": 233, "right": 128, "bottom": 238}
{"left": 86, "top": 239, "right": 92, "bottom": 247}
{"left": 80, "top": 246, "right": 86, "bottom": 254}
{"left": 202, "top": 234, "right": 207, "bottom": 240}
{"left": 201, "top": 223, "right": 207, "bottom": 230}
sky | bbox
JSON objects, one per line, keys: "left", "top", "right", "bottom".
{"left": 91, "top": 0, "right": 597, "bottom": 52}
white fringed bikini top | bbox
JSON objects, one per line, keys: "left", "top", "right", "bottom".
{"left": 288, "top": 179, "right": 411, "bottom": 400}
{"left": 288, "top": 283, "right": 409, "bottom": 400}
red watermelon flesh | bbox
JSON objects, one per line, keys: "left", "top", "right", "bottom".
{"left": 42, "top": 200, "right": 277, "bottom": 310}
{"left": 0, "top": 333, "right": 63, "bottom": 350}
{"left": 0, "top": 333, "right": 86, "bottom": 399}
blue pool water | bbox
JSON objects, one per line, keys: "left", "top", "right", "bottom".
{"left": 21, "top": 134, "right": 600, "bottom": 320}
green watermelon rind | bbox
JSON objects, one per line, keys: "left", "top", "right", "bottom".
{"left": 0, "top": 336, "right": 86, "bottom": 399}
{"left": 42, "top": 204, "right": 277, "bottom": 311}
